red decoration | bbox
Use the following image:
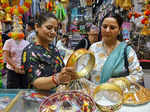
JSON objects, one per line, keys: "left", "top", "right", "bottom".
{"left": 144, "top": 10, "right": 150, "bottom": 16}
{"left": 24, "top": 2, "right": 31, "bottom": 8}
{"left": 18, "top": 6, "right": 25, "bottom": 14}
{"left": 128, "top": 12, "right": 141, "bottom": 19}
{"left": 141, "top": 18, "right": 149, "bottom": 24}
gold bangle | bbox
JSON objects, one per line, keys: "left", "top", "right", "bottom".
{"left": 66, "top": 48, "right": 95, "bottom": 78}
{"left": 93, "top": 83, "right": 123, "bottom": 112}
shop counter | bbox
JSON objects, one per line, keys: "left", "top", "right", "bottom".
{"left": 0, "top": 89, "right": 150, "bottom": 112}
{"left": 0, "top": 89, "right": 50, "bottom": 112}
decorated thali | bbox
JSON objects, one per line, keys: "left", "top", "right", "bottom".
{"left": 66, "top": 48, "right": 95, "bottom": 78}
{"left": 93, "top": 83, "right": 123, "bottom": 112}
{"left": 123, "top": 83, "right": 150, "bottom": 105}
{"left": 39, "top": 90, "right": 97, "bottom": 112}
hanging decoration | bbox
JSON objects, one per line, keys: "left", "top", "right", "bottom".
{"left": 4, "top": 13, "right": 12, "bottom": 22}
{"left": 86, "top": 0, "right": 94, "bottom": 6}
{"left": 0, "top": 22, "right": 3, "bottom": 88}
{"left": 0, "top": 8, "right": 4, "bottom": 88}
{"left": 115, "top": 0, "right": 124, "bottom": 8}
{"left": 140, "top": 0, "right": 150, "bottom": 36}
{"left": 115, "top": 0, "right": 132, "bottom": 10}
{"left": 12, "top": 0, "right": 20, "bottom": 6}
{"left": 46, "top": 0, "right": 54, "bottom": 12}
{"left": 1, "top": 0, "right": 32, "bottom": 16}
{"left": 8, "top": 15, "right": 24, "bottom": 40}
{"left": 128, "top": 12, "right": 141, "bottom": 19}
{"left": 1, "top": 0, "right": 32, "bottom": 39}
{"left": 122, "top": 0, "right": 132, "bottom": 10}
{"left": 55, "top": 2, "right": 67, "bottom": 22}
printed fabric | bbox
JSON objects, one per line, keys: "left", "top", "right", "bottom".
{"left": 21, "top": 43, "right": 65, "bottom": 88}
{"left": 89, "top": 41, "right": 143, "bottom": 85}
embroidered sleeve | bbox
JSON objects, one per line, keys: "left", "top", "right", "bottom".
{"left": 126, "top": 47, "right": 144, "bottom": 82}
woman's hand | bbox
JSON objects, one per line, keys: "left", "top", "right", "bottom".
{"left": 108, "top": 78, "right": 116, "bottom": 83}
{"left": 14, "top": 66, "right": 25, "bottom": 74}
{"left": 57, "top": 67, "right": 78, "bottom": 84}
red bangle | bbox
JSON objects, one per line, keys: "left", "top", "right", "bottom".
{"left": 52, "top": 75, "right": 58, "bottom": 85}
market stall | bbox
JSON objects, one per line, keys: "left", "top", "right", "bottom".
{"left": 1, "top": 89, "right": 150, "bottom": 112}
{"left": 0, "top": 0, "right": 150, "bottom": 112}
{"left": 0, "top": 49, "right": 150, "bottom": 112}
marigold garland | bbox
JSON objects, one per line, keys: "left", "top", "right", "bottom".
{"left": 0, "top": 31, "right": 3, "bottom": 67}
{"left": 0, "top": 22, "right": 4, "bottom": 88}
{"left": 1, "top": 0, "right": 32, "bottom": 16}
{"left": 8, "top": 32, "right": 25, "bottom": 40}
{"left": 140, "top": 0, "right": 150, "bottom": 36}
{"left": 128, "top": 12, "right": 141, "bottom": 19}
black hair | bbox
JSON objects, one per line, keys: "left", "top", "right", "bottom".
{"left": 27, "top": 20, "right": 35, "bottom": 29}
{"left": 36, "top": 12, "right": 58, "bottom": 27}
{"left": 100, "top": 12, "right": 124, "bottom": 41}
{"left": 101, "top": 12, "right": 123, "bottom": 28}
{"left": 63, "top": 34, "right": 69, "bottom": 38}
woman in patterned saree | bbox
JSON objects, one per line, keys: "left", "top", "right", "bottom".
{"left": 21, "top": 12, "right": 77, "bottom": 90}
{"left": 89, "top": 12, "right": 143, "bottom": 85}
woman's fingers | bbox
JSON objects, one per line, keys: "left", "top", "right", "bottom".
{"left": 62, "top": 67, "right": 79, "bottom": 80}
{"left": 58, "top": 72, "right": 71, "bottom": 84}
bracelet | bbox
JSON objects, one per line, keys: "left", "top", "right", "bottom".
{"left": 52, "top": 75, "right": 59, "bottom": 85}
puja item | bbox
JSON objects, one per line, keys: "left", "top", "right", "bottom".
{"left": 123, "top": 83, "right": 150, "bottom": 105}
{"left": 22, "top": 91, "right": 48, "bottom": 103}
{"left": 66, "top": 48, "right": 95, "bottom": 78}
{"left": 111, "top": 77, "right": 131, "bottom": 91}
{"left": 140, "top": 25, "right": 150, "bottom": 36}
{"left": 8, "top": 15, "right": 24, "bottom": 40}
{"left": 93, "top": 83, "right": 123, "bottom": 112}
{"left": 39, "top": 91, "right": 97, "bottom": 112}
{"left": 4, "top": 13, "right": 12, "bottom": 22}
{"left": 57, "top": 78, "right": 97, "bottom": 96}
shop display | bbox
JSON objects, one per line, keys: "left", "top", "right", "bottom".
{"left": 1, "top": 0, "right": 32, "bottom": 16}
{"left": 0, "top": 90, "right": 49, "bottom": 112}
{"left": 0, "top": 12, "right": 4, "bottom": 88}
{"left": 123, "top": 83, "right": 150, "bottom": 105}
{"left": 39, "top": 91, "right": 97, "bottom": 112}
{"left": 111, "top": 77, "right": 131, "bottom": 91}
{"left": 8, "top": 15, "right": 24, "bottom": 40}
{"left": 57, "top": 78, "right": 97, "bottom": 96}
{"left": 56, "top": 2, "right": 67, "bottom": 22}
{"left": 22, "top": 91, "right": 48, "bottom": 104}
{"left": 93, "top": 83, "right": 123, "bottom": 112}
{"left": 140, "top": 0, "right": 150, "bottom": 36}
{"left": 0, "top": 0, "right": 150, "bottom": 111}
